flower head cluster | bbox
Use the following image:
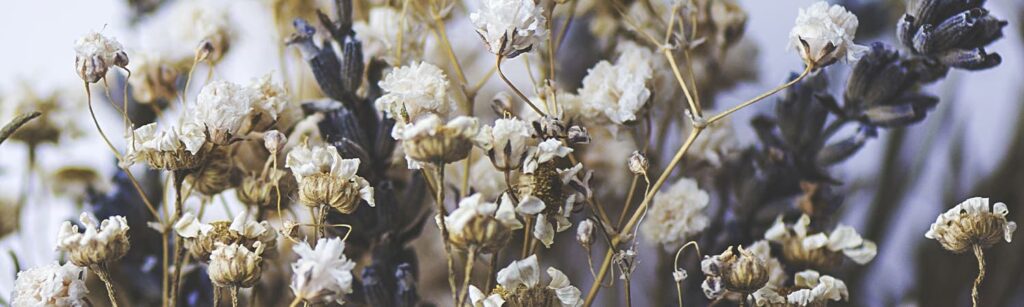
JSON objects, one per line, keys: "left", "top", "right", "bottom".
{"left": 12, "top": 262, "right": 89, "bottom": 307}
{"left": 926, "top": 197, "right": 1016, "bottom": 253}
{"left": 123, "top": 122, "right": 208, "bottom": 170}
{"left": 209, "top": 241, "right": 265, "bottom": 288}
{"left": 74, "top": 31, "right": 128, "bottom": 83}
{"left": 482, "top": 255, "right": 583, "bottom": 307}
{"left": 641, "top": 177, "right": 710, "bottom": 250}
{"left": 765, "top": 214, "right": 876, "bottom": 270}
{"left": 56, "top": 213, "right": 130, "bottom": 267}
{"left": 193, "top": 80, "right": 254, "bottom": 145}
{"left": 174, "top": 211, "right": 277, "bottom": 261}
{"left": 788, "top": 2, "right": 867, "bottom": 67}
{"left": 290, "top": 237, "right": 357, "bottom": 305}
{"left": 286, "top": 143, "right": 374, "bottom": 213}
{"left": 578, "top": 42, "right": 654, "bottom": 125}
{"left": 470, "top": 0, "right": 548, "bottom": 58}
{"left": 702, "top": 246, "right": 771, "bottom": 299}
{"left": 441, "top": 193, "right": 521, "bottom": 253}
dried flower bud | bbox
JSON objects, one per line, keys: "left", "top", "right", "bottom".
{"left": 442, "top": 194, "right": 519, "bottom": 253}
{"left": 237, "top": 169, "right": 295, "bottom": 209}
{"left": 263, "top": 130, "right": 287, "bottom": 154}
{"left": 208, "top": 241, "right": 264, "bottom": 288}
{"left": 74, "top": 31, "right": 128, "bottom": 83}
{"left": 702, "top": 246, "right": 769, "bottom": 298}
{"left": 673, "top": 269, "right": 688, "bottom": 282}
{"left": 286, "top": 143, "right": 375, "bottom": 213}
{"left": 926, "top": 197, "right": 1017, "bottom": 253}
{"left": 628, "top": 151, "right": 648, "bottom": 175}
{"left": 567, "top": 125, "right": 590, "bottom": 145}
{"left": 576, "top": 219, "right": 594, "bottom": 249}
{"left": 56, "top": 213, "right": 130, "bottom": 267}
{"left": 788, "top": 2, "right": 867, "bottom": 68}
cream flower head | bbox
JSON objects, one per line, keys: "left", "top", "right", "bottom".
{"left": 578, "top": 42, "right": 654, "bottom": 125}
{"left": 247, "top": 74, "right": 291, "bottom": 121}
{"left": 286, "top": 143, "right": 374, "bottom": 213}
{"left": 470, "top": 0, "right": 548, "bottom": 58}
{"left": 123, "top": 122, "right": 208, "bottom": 170}
{"left": 290, "top": 237, "right": 357, "bottom": 305}
{"left": 482, "top": 117, "right": 533, "bottom": 170}
{"left": 192, "top": 80, "right": 254, "bottom": 145}
{"left": 12, "top": 262, "right": 89, "bottom": 307}
{"left": 74, "top": 31, "right": 128, "bottom": 83}
{"left": 353, "top": 7, "right": 425, "bottom": 66}
{"left": 765, "top": 214, "right": 877, "bottom": 269}
{"left": 926, "top": 197, "right": 1017, "bottom": 253}
{"left": 440, "top": 193, "right": 520, "bottom": 253}
{"left": 56, "top": 213, "right": 130, "bottom": 267}
{"left": 496, "top": 255, "right": 584, "bottom": 307}
{"left": 399, "top": 115, "right": 484, "bottom": 167}
{"left": 522, "top": 138, "right": 573, "bottom": 174}
{"left": 174, "top": 211, "right": 278, "bottom": 261}
{"left": 376, "top": 61, "right": 454, "bottom": 132}
{"left": 788, "top": 1, "right": 867, "bottom": 67}
{"left": 641, "top": 177, "right": 710, "bottom": 250}
{"left": 787, "top": 270, "right": 849, "bottom": 306}
{"left": 209, "top": 241, "right": 265, "bottom": 288}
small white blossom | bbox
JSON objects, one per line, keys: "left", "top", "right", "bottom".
{"left": 247, "top": 74, "right": 291, "bottom": 121}
{"left": 74, "top": 31, "right": 128, "bottom": 83}
{"left": 523, "top": 138, "right": 573, "bottom": 173}
{"left": 442, "top": 194, "right": 498, "bottom": 234}
{"left": 56, "top": 213, "right": 131, "bottom": 266}
{"left": 285, "top": 143, "right": 375, "bottom": 206}
{"left": 787, "top": 270, "right": 849, "bottom": 306}
{"left": 470, "top": 0, "right": 548, "bottom": 58}
{"left": 576, "top": 219, "right": 595, "bottom": 248}
{"left": 12, "top": 262, "right": 89, "bottom": 307}
{"left": 376, "top": 62, "right": 454, "bottom": 136}
{"left": 192, "top": 80, "right": 254, "bottom": 144}
{"left": 765, "top": 214, "right": 877, "bottom": 265}
{"left": 789, "top": 1, "right": 867, "bottom": 67}
{"left": 291, "top": 237, "right": 357, "bottom": 305}
{"left": 469, "top": 285, "right": 505, "bottom": 307}
{"left": 578, "top": 42, "right": 653, "bottom": 125}
{"left": 353, "top": 7, "right": 424, "bottom": 65}
{"left": 173, "top": 211, "right": 213, "bottom": 238}
{"left": 263, "top": 130, "right": 287, "bottom": 154}
{"left": 496, "top": 255, "right": 583, "bottom": 307}
{"left": 483, "top": 117, "right": 533, "bottom": 169}
{"left": 641, "top": 177, "right": 710, "bottom": 250}
{"left": 122, "top": 122, "right": 207, "bottom": 168}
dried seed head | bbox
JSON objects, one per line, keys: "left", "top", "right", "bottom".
{"left": 56, "top": 213, "right": 131, "bottom": 267}
{"left": 237, "top": 169, "right": 294, "bottom": 209}
{"left": 123, "top": 123, "right": 209, "bottom": 170}
{"left": 442, "top": 194, "right": 519, "bottom": 253}
{"left": 189, "top": 147, "right": 238, "bottom": 196}
{"left": 184, "top": 221, "right": 238, "bottom": 261}
{"left": 400, "top": 115, "right": 481, "bottom": 165}
{"left": 286, "top": 143, "right": 375, "bottom": 212}
{"left": 208, "top": 241, "right": 264, "bottom": 288}
{"left": 628, "top": 151, "right": 649, "bottom": 175}
{"left": 926, "top": 197, "right": 1017, "bottom": 253}
{"left": 298, "top": 173, "right": 365, "bottom": 214}
{"left": 721, "top": 246, "right": 770, "bottom": 294}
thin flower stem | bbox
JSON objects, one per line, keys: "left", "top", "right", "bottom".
{"left": 555, "top": 0, "right": 579, "bottom": 50}
{"left": 972, "top": 244, "right": 985, "bottom": 307}
{"left": 485, "top": 248, "right": 500, "bottom": 291}
{"left": 707, "top": 65, "right": 813, "bottom": 124}
{"left": 432, "top": 16, "right": 468, "bottom": 86}
{"left": 287, "top": 296, "right": 303, "bottom": 307}
{"left": 94, "top": 264, "right": 119, "bottom": 307}
{"left": 434, "top": 163, "right": 458, "bottom": 305}
{"left": 662, "top": 49, "right": 701, "bottom": 118}
{"left": 0, "top": 112, "right": 40, "bottom": 146}
{"left": 624, "top": 276, "right": 632, "bottom": 307}
{"left": 231, "top": 286, "right": 239, "bottom": 307}
{"left": 396, "top": 0, "right": 410, "bottom": 64}
{"left": 496, "top": 55, "right": 546, "bottom": 117}
{"left": 618, "top": 175, "right": 641, "bottom": 227}
{"left": 673, "top": 241, "right": 702, "bottom": 307}
{"left": 179, "top": 56, "right": 200, "bottom": 108}
{"left": 168, "top": 171, "right": 188, "bottom": 306}
{"left": 213, "top": 286, "right": 220, "bottom": 307}
{"left": 457, "top": 247, "right": 477, "bottom": 306}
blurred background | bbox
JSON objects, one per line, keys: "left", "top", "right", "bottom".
{"left": 0, "top": 0, "right": 1022, "bottom": 306}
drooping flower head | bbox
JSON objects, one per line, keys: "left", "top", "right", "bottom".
{"left": 74, "top": 31, "right": 129, "bottom": 83}
{"left": 470, "top": 0, "right": 548, "bottom": 58}
{"left": 290, "top": 237, "right": 357, "bottom": 305}
{"left": 788, "top": 2, "right": 867, "bottom": 67}
{"left": 12, "top": 262, "right": 89, "bottom": 307}
{"left": 286, "top": 143, "right": 374, "bottom": 213}
{"left": 56, "top": 213, "right": 130, "bottom": 267}
{"left": 926, "top": 197, "right": 1017, "bottom": 253}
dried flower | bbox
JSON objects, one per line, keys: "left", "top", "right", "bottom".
{"left": 174, "top": 211, "right": 277, "bottom": 261}
{"left": 127, "top": 52, "right": 179, "bottom": 103}
{"left": 897, "top": 0, "right": 1006, "bottom": 70}
{"left": 469, "top": 285, "right": 506, "bottom": 307}
{"left": 188, "top": 147, "right": 237, "bottom": 195}
{"left": 578, "top": 42, "right": 653, "bottom": 125}
{"left": 191, "top": 80, "right": 254, "bottom": 145}
{"left": 523, "top": 138, "right": 573, "bottom": 174}
{"left": 470, "top": 0, "right": 548, "bottom": 58}
{"left": 926, "top": 197, "right": 1016, "bottom": 253}
{"left": 514, "top": 162, "right": 582, "bottom": 248}
{"left": 247, "top": 74, "right": 293, "bottom": 123}
{"left": 376, "top": 62, "right": 454, "bottom": 132}
{"left": 788, "top": 2, "right": 867, "bottom": 67}
{"left": 702, "top": 246, "right": 770, "bottom": 299}
{"left": 286, "top": 142, "right": 374, "bottom": 213}
{"left": 290, "top": 237, "right": 356, "bottom": 305}
{"left": 440, "top": 193, "right": 519, "bottom": 253}
{"left": 353, "top": 7, "right": 425, "bottom": 65}
{"left": 482, "top": 117, "right": 533, "bottom": 170}
{"left": 495, "top": 255, "right": 583, "bottom": 307}
{"left": 641, "top": 177, "right": 709, "bottom": 250}
{"left": 12, "top": 262, "right": 89, "bottom": 307}
{"left": 123, "top": 122, "right": 208, "bottom": 170}
{"left": 399, "top": 115, "right": 483, "bottom": 166}
{"left": 627, "top": 151, "right": 648, "bottom": 175}
{"left": 787, "top": 270, "right": 849, "bottom": 306}
{"left": 576, "top": 219, "right": 594, "bottom": 250}
{"left": 165, "top": 0, "right": 233, "bottom": 62}
{"left": 263, "top": 130, "right": 287, "bottom": 154}
{"left": 74, "top": 31, "right": 128, "bottom": 83}
{"left": 56, "top": 213, "right": 130, "bottom": 267}
{"left": 209, "top": 241, "right": 265, "bottom": 288}
{"left": 765, "top": 215, "right": 876, "bottom": 271}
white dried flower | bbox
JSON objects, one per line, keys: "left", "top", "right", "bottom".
{"left": 12, "top": 262, "right": 89, "bottom": 307}
{"left": 926, "top": 197, "right": 1017, "bottom": 253}
{"left": 56, "top": 213, "right": 130, "bottom": 267}
{"left": 209, "top": 241, "right": 265, "bottom": 288}
{"left": 247, "top": 74, "right": 291, "bottom": 121}
{"left": 286, "top": 143, "right": 374, "bottom": 213}
{"left": 577, "top": 219, "right": 595, "bottom": 249}
{"left": 353, "top": 7, "right": 424, "bottom": 65}
{"left": 578, "top": 42, "right": 653, "bottom": 125}
{"left": 788, "top": 1, "right": 867, "bottom": 67}
{"left": 74, "top": 31, "right": 128, "bottom": 83}
{"left": 641, "top": 177, "right": 710, "bottom": 250}
{"left": 376, "top": 62, "right": 454, "bottom": 135}
{"left": 263, "top": 130, "right": 287, "bottom": 154}
{"left": 482, "top": 117, "right": 533, "bottom": 170}
{"left": 192, "top": 80, "right": 254, "bottom": 145}
{"left": 765, "top": 214, "right": 877, "bottom": 266}
{"left": 523, "top": 138, "right": 573, "bottom": 173}
{"left": 786, "top": 270, "right": 849, "bottom": 306}
{"left": 399, "top": 115, "right": 484, "bottom": 167}
{"left": 469, "top": 285, "right": 506, "bottom": 307}
{"left": 496, "top": 255, "right": 583, "bottom": 307}
{"left": 627, "top": 151, "right": 648, "bottom": 175}
{"left": 123, "top": 122, "right": 207, "bottom": 170}
{"left": 291, "top": 237, "right": 356, "bottom": 305}
{"left": 470, "top": 0, "right": 548, "bottom": 58}
{"left": 440, "top": 193, "right": 519, "bottom": 252}
{"left": 688, "top": 119, "right": 740, "bottom": 167}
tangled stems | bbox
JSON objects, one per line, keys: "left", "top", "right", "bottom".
{"left": 972, "top": 245, "right": 986, "bottom": 307}
{"left": 93, "top": 263, "right": 119, "bottom": 307}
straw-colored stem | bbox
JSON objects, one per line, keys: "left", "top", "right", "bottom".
{"left": 0, "top": 112, "right": 40, "bottom": 146}
{"left": 708, "top": 65, "right": 812, "bottom": 124}
{"left": 434, "top": 163, "right": 458, "bottom": 305}
{"left": 168, "top": 172, "right": 187, "bottom": 306}
{"left": 287, "top": 296, "right": 303, "bottom": 307}
{"left": 674, "top": 241, "right": 701, "bottom": 307}
{"left": 231, "top": 287, "right": 239, "bottom": 307}
{"left": 94, "top": 265, "right": 119, "bottom": 307}
{"left": 496, "top": 55, "right": 546, "bottom": 117}
{"left": 972, "top": 244, "right": 985, "bottom": 307}
{"left": 457, "top": 247, "right": 477, "bottom": 306}
{"left": 213, "top": 286, "right": 221, "bottom": 307}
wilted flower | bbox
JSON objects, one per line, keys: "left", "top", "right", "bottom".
{"left": 627, "top": 151, "right": 648, "bottom": 175}
{"left": 495, "top": 255, "right": 583, "bottom": 307}
{"left": 788, "top": 2, "right": 867, "bottom": 67}
{"left": 192, "top": 80, "right": 254, "bottom": 145}
{"left": 702, "top": 246, "right": 770, "bottom": 299}
{"left": 376, "top": 61, "right": 454, "bottom": 132}
{"left": 123, "top": 122, "right": 208, "bottom": 170}
{"left": 641, "top": 177, "right": 710, "bottom": 250}
{"left": 208, "top": 241, "right": 265, "bottom": 288}
{"left": 578, "top": 42, "right": 654, "bottom": 125}
{"left": 11, "top": 262, "right": 89, "bottom": 307}
{"left": 440, "top": 193, "right": 520, "bottom": 253}
{"left": 353, "top": 7, "right": 425, "bottom": 65}
{"left": 470, "top": 0, "right": 548, "bottom": 58}
{"left": 753, "top": 270, "right": 849, "bottom": 307}
{"left": 290, "top": 237, "right": 357, "bottom": 305}
{"left": 74, "top": 31, "right": 128, "bottom": 83}
{"left": 482, "top": 117, "right": 533, "bottom": 170}
{"left": 285, "top": 142, "right": 374, "bottom": 213}
{"left": 399, "top": 115, "right": 483, "bottom": 166}
{"left": 926, "top": 197, "right": 1016, "bottom": 253}
{"left": 56, "top": 213, "right": 130, "bottom": 267}
{"left": 765, "top": 214, "right": 877, "bottom": 270}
